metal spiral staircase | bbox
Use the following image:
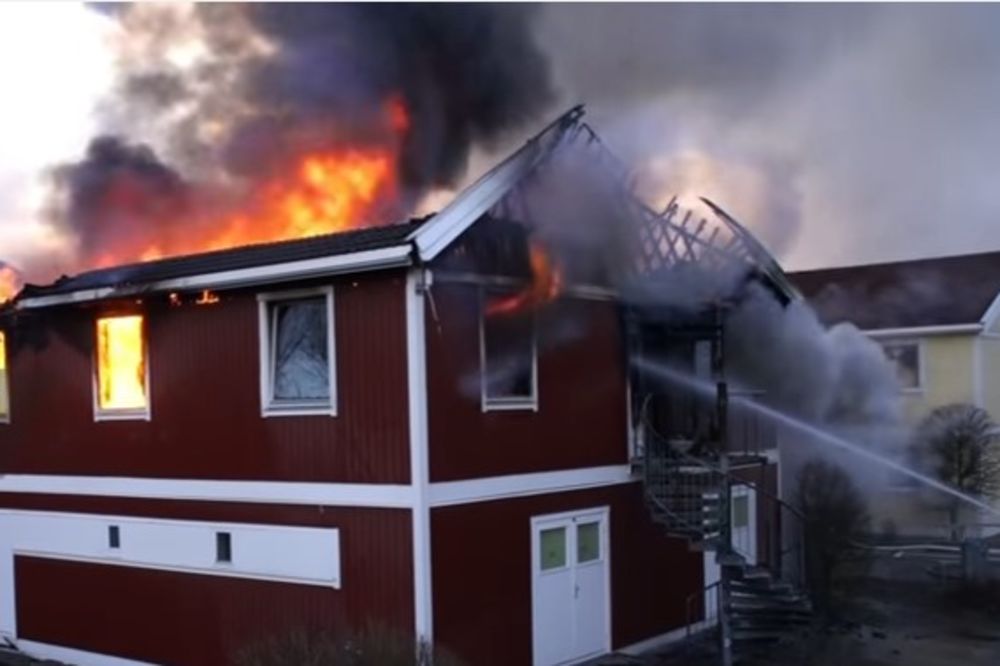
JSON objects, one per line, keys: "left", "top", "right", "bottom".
{"left": 635, "top": 361, "right": 812, "bottom": 664}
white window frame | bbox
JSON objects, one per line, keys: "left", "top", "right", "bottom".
{"left": 0, "top": 329, "right": 9, "bottom": 424}
{"left": 257, "top": 286, "right": 337, "bottom": 418}
{"left": 92, "top": 314, "right": 152, "bottom": 422}
{"left": 880, "top": 337, "right": 924, "bottom": 394}
{"left": 479, "top": 289, "right": 538, "bottom": 412}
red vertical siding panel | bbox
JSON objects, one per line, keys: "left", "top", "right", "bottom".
{"left": 0, "top": 271, "right": 410, "bottom": 483}
{"left": 426, "top": 283, "right": 628, "bottom": 482}
{"left": 431, "top": 484, "right": 703, "bottom": 666}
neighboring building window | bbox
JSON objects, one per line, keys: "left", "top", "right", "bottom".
{"left": 95, "top": 315, "right": 149, "bottom": 419}
{"left": 481, "top": 290, "right": 537, "bottom": 410}
{"left": 881, "top": 340, "right": 920, "bottom": 390}
{"left": 0, "top": 330, "right": 8, "bottom": 422}
{"left": 258, "top": 288, "right": 336, "bottom": 416}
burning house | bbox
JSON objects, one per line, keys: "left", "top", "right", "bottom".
{"left": 0, "top": 105, "right": 810, "bottom": 666}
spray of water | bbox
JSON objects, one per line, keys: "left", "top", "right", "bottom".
{"left": 634, "top": 357, "right": 1000, "bottom": 517}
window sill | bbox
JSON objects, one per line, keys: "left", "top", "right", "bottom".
{"left": 262, "top": 403, "right": 337, "bottom": 418}
{"left": 482, "top": 400, "right": 538, "bottom": 413}
{"left": 94, "top": 409, "right": 151, "bottom": 422}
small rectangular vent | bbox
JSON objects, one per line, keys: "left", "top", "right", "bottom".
{"left": 216, "top": 531, "right": 232, "bottom": 563}
{"left": 108, "top": 525, "right": 120, "bottom": 549}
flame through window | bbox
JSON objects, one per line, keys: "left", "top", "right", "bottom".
{"left": 482, "top": 290, "right": 537, "bottom": 408}
{"left": 96, "top": 315, "right": 148, "bottom": 413}
{"left": 0, "top": 330, "right": 9, "bottom": 420}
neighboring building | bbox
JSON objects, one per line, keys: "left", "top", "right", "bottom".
{"left": 0, "top": 109, "right": 795, "bottom": 666}
{"left": 791, "top": 252, "right": 1000, "bottom": 534}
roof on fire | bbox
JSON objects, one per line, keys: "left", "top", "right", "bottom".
{"left": 17, "top": 220, "right": 428, "bottom": 303}
{"left": 788, "top": 251, "right": 1000, "bottom": 330}
{"left": 14, "top": 106, "right": 584, "bottom": 310}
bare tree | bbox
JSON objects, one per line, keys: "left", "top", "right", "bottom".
{"left": 795, "top": 459, "right": 871, "bottom": 613}
{"left": 914, "top": 403, "right": 1000, "bottom": 540}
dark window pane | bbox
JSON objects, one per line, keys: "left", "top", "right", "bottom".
{"left": 216, "top": 531, "right": 232, "bottom": 563}
{"left": 482, "top": 294, "right": 534, "bottom": 402}
{"left": 271, "top": 297, "right": 329, "bottom": 401}
{"left": 108, "top": 525, "right": 120, "bottom": 549}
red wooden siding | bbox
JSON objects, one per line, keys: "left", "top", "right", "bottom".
{"left": 6, "top": 496, "right": 413, "bottom": 666}
{"left": 426, "top": 283, "right": 628, "bottom": 482}
{"left": 0, "top": 271, "right": 409, "bottom": 483}
{"left": 431, "top": 482, "right": 703, "bottom": 666}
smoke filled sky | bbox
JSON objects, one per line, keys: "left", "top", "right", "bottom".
{"left": 1, "top": 3, "right": 1000, "bottom": 274}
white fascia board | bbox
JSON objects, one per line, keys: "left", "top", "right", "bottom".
{"left": 863, "top": 323, "right": 982, "bottom": 338}
{"left": 428, "top": 465, "right": 634, "bottom": 507}
{"left": 410, "top": 144, "right": 543, "bottom": 262}
{"left": 0, "top": 475, "right": 414, "bottom": 508}
{"left": 16, "top": 245, "right": 413, "bottom": 310}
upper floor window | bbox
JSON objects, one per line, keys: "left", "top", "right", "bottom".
{"left": 258, "top": 287, "right": 336, "bottom": 417}
{"left": 95, "top": 315, "right": 150, "bottom": 420}
{"left": 881, "top": 340, "right": 921, "bottom": 391}
{"left": 0, "top": 330, "right": 9, "bottom": 423}
{"left": 481, "top": 290, "right": 537, "bottom": 411}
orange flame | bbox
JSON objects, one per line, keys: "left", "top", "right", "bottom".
{"left": 195, "top": 289, "right": 220, "bottom": 305}
{"left": 486, "top": 241, "right": 564, "bottom": 317}
{"left": 96, "top": 315, "right": 147, "bottom": 412}
{"left": 92, "top": 97, "right": 409, "bottom": 271}
{"left": 0, "top": 266, "right": 22, "bottom": 305}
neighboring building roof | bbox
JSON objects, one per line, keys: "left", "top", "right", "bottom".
{"left": 17, "top": 220, "right": 427, "bottom": 305}
{"left": 789, "top": 251, "right": 1000, "bottom": 330}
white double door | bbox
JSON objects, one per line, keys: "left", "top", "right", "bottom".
{"left": 531, "top": 507, "right": 610, "bottom": 666}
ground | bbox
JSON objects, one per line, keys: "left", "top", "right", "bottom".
{"left": 595, "top": 561, "right": 1000, "bottom": 666}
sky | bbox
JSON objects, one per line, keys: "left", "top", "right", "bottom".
{"left": 1, "top": 3, "right": 999, "bottom": 273}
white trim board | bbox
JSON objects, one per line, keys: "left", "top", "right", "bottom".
{"left": 16, "top": 246, "right": 413, "bottom": 310}
{"left": 13, "top": 641, "right": 155, "bottom": 666}
{"left": 0, "top": 466, "right": 636, "bottom": 510}
{"left": 429, "top": 466, "right": 634, "bottom": 507}
{"left": 406, "top": 269, "right": 434, "bottom": 644}
{"left": 863, "top": 323, "right": 981, "bottom": 338}
{"left": 0, "top": 475, "right": 415, "bottom": 508}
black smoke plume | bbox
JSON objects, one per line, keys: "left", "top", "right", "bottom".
{"left": 44, "top": 3, "right": 554, "bottom": 274}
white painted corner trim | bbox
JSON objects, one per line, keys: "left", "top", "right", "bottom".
{"left": 429, "top": 465, "right": 634, "bottom": 507}
{"left": 406, "top": 269, "right": 434, "bottom": 644}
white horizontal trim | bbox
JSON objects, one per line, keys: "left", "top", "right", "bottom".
{"left": 14, "top": 640, "right": 154, "bottom": 666}
{"left": 18, "top": 549, "right": 338, "bottom": 589}
{"left": 0, "top": 475, "right": 414, "bottom": 508}
{"left": 16, "top": 246, "right": 413, "bottom": 310}
{"left": 1, "top": 510, "right": 341, "bottom": 589}
{"left": 428, "top": 465, "right": 634, "bottom": 507}
{"left": 863, "top": 323, "right": 981, "bottom": 338}
{"left": 0, "top": 467, "right": 637, "bottom": 510}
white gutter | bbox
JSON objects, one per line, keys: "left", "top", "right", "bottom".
{"left": 862, "top": 323, "right": 983, "bottom": 338}
{"left": 16, "top": 245, "right": 413, "bottom": 310}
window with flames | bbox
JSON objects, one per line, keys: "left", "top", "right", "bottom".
{"left": 0, "top": 330, "right": 9, "bottom": 422}
{"left": 95, "top": 315, "right": 149, "bottom": 418}
{"left": 881, "top": 340, "right": 920, "bottom": 391}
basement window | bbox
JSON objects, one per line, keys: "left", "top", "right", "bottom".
{"left": 258, "top": 287, "right": 336, "bottom": 416}
{"left": 94, "top": 315, "right": 149, "bottom": 420}
{"left": 108, "top": 525, "right": 120, "bottom": 550}
{"left": 881, "top": 340, "right": 921, "bottom": 391}
{"left": 0, "top": 330, "right": 8, "bottom": 423}
{"left": 216, "top": 531, "right": 232, "bottom": 563}
{"left": 481, "top": 290, "right": 537, "bottom": 411}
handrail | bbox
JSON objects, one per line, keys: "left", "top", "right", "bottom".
{"left": 640, "top": 400, "right": 804, "bottom": 522}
